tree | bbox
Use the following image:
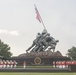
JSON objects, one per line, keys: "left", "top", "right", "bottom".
{"left": 67, "top": 46, "right": 76, "bottom": 60}
{"left": 0, "top": 39, "right": 12, "bottom": 58}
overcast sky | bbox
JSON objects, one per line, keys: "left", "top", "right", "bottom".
{"left": 0, "top": 0, "right": 76, "bottom": 56}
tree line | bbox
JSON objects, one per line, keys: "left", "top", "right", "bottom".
{"left": 0, "top": 39, "right": 12, "bottom": 59}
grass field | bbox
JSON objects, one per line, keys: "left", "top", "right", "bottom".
{"left": 0, "top": 72, "right": 76, "bottom": 75}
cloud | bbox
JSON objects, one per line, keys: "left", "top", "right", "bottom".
{"left": 0, "top": 29, "right": 20, "bottom": 36}
{"left": 0, "top": 29, "right": 8, "bottom": 34}
{"left": 9, "top": 31, "right": 20, "bottom": 36}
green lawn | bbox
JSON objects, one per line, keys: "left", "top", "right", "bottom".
{"left": 0, "top": 72, "right": 76, "bottom": 75}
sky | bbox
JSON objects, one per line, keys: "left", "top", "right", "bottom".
{"left": 0, "top": 0, "right": 76, "bottom": 56}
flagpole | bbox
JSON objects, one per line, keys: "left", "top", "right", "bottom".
{"left": 34, "top": 4, "right": 46, "bottom": 29}
{"left": 40, "top": 15, "right": 46, "bottom": 29}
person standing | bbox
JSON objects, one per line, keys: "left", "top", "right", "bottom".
{"left": 13, "top": 60, "right": 17, "bottom": 68}
{"left": 23, "top": 61, "right": 26, "bottom": 68}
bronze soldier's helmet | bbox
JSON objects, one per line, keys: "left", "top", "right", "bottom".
{"left": 37, "top": 33, "right": 40, "bottom": 35}
{"left": 42, "top": 29, "right": 47, "bottom": 34}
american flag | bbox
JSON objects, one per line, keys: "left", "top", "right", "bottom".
{"left": 35, "top": 5, "right": 41, "bottom": 23}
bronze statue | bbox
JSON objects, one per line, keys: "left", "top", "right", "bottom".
{"left": 26, "top": 29, "right": 59, "bottom": 53}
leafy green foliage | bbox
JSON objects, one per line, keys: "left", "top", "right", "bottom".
{"left": 67, "top": 47, "right": 76, "bottom": 60}
{"left": 0, "top": 39, "right": 12, "bottom": 58}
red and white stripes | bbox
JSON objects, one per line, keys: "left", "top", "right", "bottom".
{"left": 0, "top": 60, "right": 17, "bottom": 68}
{"left": 53, "top": 61, "right": 76, "bottom": 68}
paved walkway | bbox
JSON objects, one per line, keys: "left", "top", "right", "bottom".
{"left": 0, "top": 68, "right": 69, "bottom": 72}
